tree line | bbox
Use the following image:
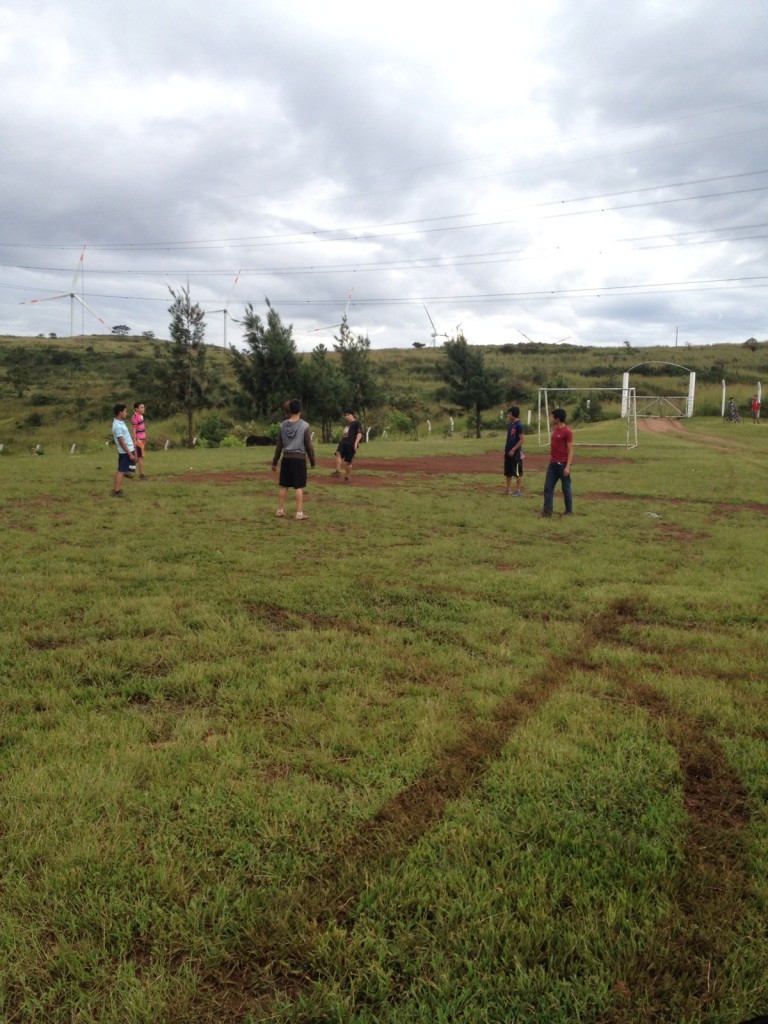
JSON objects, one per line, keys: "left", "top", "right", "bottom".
{"left": 122, "top": 288, "right": 507, "bottom": 446}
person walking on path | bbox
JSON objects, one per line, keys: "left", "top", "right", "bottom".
{"left": 131, "top": 401, "right": 148, "bottom": 478}
{"left": 332, "top": 410, "right": 363, "bottom": 481}
{"left": 271, "top": 399, "right": 316, "bottom": 520}
{"left": 111, "top": 404, "right": 137, "bottom": 497}
{"left": 542, "top": 407, "right": 573, "bottom": 517}
{"left": 503, "top": 405, "right": 525, "bottom": 496}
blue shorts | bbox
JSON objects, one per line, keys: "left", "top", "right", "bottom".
{"left": 118, "top": 452, "right": 136, "bottom": 473}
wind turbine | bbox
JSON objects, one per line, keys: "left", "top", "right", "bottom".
{"left": 209, "top": 270, "right": 241, "bottom": 347}
{"left": 424, "top": 304, "right": 448, "bottom": 346}
{"left": 307, "top": 288, "right": 355, "bottom": 334}
{"left": 517, "top": 329, "right": 571, "bottom": 344}
{"left": 21, "top": 245, "right": 108, "bottom": 337}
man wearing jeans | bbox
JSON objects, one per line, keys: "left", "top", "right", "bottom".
{"left": 543, "top": 408, "right": 573, "bottom": 517}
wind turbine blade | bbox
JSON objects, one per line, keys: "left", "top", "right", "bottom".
{"left": 71, "top": 245, "right": 86, "bottom": 291}
{"left": 344, "top": 287, "right": 354, "bottom": 318}
{"left": 225, "top": 270, "right": 241, "bottom": 307}
{"left": 517, "top": 330, "right": 536, "bottom": 344}
{"left": 307, "top": 322, "right": 343, "bottom": 333}
{"left": 423, "top": 304, "right": 437, "bottom": 333}
{"left": 73, "top": 294, "right": 107, "bottom": 326}
{"left": 557, "top": 336, "right": 572, "bottom": 343}
{"left": 20, "top": 292, "right": 72, "bottom": 305}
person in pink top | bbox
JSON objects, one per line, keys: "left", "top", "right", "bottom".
{"left": 131, "top": 401, "right": 148, "bottom": 479}
{"left": 751, "top": 395, "right": 761, "bottom": 424}
{"left": 542, "top": 408, "right": 574, "bottom": 517}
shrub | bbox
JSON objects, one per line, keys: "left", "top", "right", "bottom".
{"left": 219, "top": 435, "right": 244, "bottom": 448}
{"left": 19, "top": 413, "right": 44, "bottom": 429}
{"left": 197, "top": 413, "right": 232, "bottom": 446}
{"left": 572, "top": 396, "right": 605, "bottom": 424}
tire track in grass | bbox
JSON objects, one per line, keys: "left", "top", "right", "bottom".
{"left": 592, "top": 601, "right": 754, "bottom": 1024}
{"left": 186, "top": 657, "right": 572, "bottom": 1017}
{"left": 191, "top": 599, "right": 756, "bottom": 1022}
{"left": 611, "top": 684, "right": 751, "bottom": 1023}
{"left": 188, "top": 608, "right": 622, "bottom": 1018}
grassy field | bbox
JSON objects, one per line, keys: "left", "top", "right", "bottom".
{"left": 1, "top": 420, "right": 767, "bottom": 1023}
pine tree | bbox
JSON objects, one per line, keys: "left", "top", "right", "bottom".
{"left": 230, "top": 300, "right": 299, "bottom": 419}
{"left": 156, "top": 287, "right": 218, "bottom": 447}
{"left": 439, "top": 332, "right": 504, "bottom": 438}
{"left": 333, "top": 316, "right": 382, "bottom": 423}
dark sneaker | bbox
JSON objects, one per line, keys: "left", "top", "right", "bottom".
{"left": 112, "top": 490, "right": 124, "bottom": 497}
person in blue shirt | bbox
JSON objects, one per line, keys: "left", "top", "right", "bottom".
{"left": 503, "top": 405, "right": 525, "bottom": 496}
{"left": 111, "top": 404, "right": 137, "bottom": 497}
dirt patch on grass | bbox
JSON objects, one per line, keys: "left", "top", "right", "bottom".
{"left": 638, "top": 416, "right": 730, "bottom": 450}
{"left": 171, "top": 450, "right": 638, "bottom": 491}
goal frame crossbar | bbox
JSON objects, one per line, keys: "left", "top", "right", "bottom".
{"left": 537, "top": 387, "right": 638, "bottom": 449}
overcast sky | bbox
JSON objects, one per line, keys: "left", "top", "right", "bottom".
{"left": 2, "top": 0, "right": 767, "bottom": 350}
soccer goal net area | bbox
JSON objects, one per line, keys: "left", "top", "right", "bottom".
{"left": 536, "top": 387, "right": 638, "bottom": 449}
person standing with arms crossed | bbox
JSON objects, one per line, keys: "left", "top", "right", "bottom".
{"left": 131, "top": 401, "right": 148, "bottom": 479}
{"left": 542, "top": 407, "right": 574, "bottom": 517}
{"left": 332, "top": 409, "right": 363, "bottom": 482}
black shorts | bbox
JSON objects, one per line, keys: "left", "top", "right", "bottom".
{"left": 336, "top": 443, "right": 356, "bottom": 464}
{"left": 118, "top": 452, "right": 136, "bottom": 474}
{"left": 279, "top": 458, "right": 308, "bottom": 489}
{"left": 504, "top": 454, "right": 523, "bottom": 479}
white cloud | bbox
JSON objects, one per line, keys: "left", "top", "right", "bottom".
{"left": 1, "top": 0, "right": 768, "bottom": 348}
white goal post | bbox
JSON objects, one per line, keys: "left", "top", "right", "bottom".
{"left": 537, "top": 387, "right": 638, "bottom": 449}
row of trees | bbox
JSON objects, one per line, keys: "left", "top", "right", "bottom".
{"left": 128, "top": 288, "right": 508, "bottom": 446}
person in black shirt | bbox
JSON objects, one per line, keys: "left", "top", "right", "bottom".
{"left": 332, "top": 409, "right": 363, "bottom": 482}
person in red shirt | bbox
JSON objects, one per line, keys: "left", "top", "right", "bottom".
{"left": 543, "top": 408, "right": 573, "bottom": 517}
{"left": 751, "top": 395, "right": 761, "bottom": 424}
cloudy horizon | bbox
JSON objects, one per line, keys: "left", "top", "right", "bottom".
{"left": 2, "top": 0, "right": 767, "bottom": 351}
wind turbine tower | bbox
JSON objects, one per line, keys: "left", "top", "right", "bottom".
{"left": 21, "top": 245, "right": 108, "bottom": 337}
{"left": 210, "top": 270, "right": 242, "bottom": 347}
{"left": 424, "top": 305, "right": 448, "bottom": 346}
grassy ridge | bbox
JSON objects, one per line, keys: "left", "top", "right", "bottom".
{"left": 1, "top": 333, "right": 767, "bottom": 450}
{"left": 1, "top": 424, "right": 767, "bottom": 1022}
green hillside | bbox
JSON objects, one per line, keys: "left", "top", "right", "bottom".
{"left": 1, "top": 332, "right": 766, "bottom": 452}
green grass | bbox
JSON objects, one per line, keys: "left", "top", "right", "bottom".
{"left": 1, "top": 422, "right": 767, "bottom": 1022}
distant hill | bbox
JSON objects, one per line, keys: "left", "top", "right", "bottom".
{"left": 1, "top": 333, "right": 766, "bottom": 451}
